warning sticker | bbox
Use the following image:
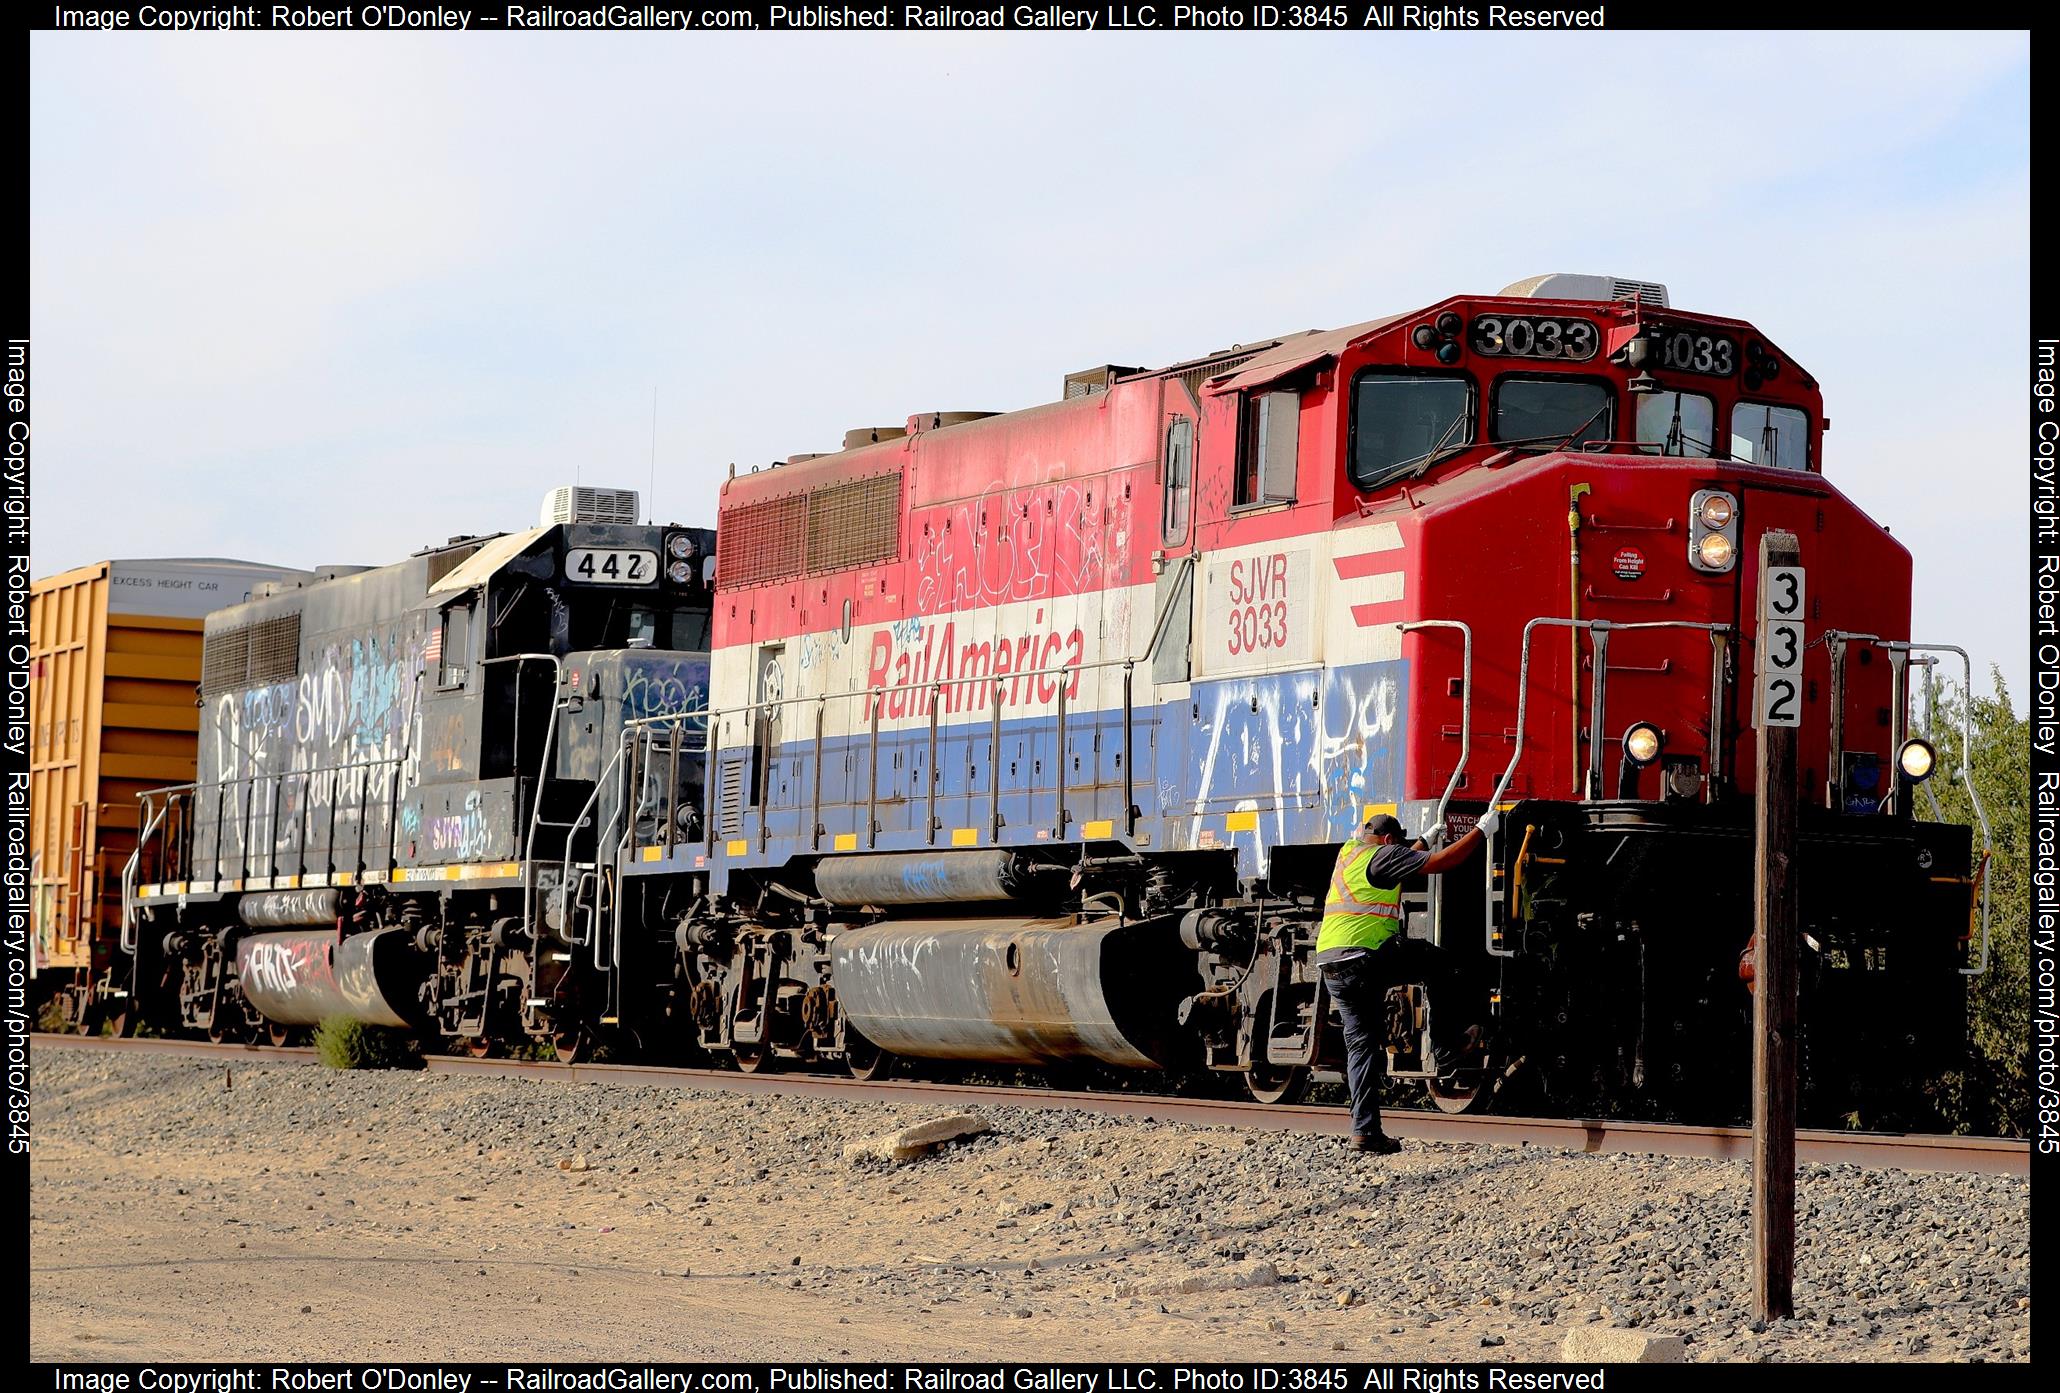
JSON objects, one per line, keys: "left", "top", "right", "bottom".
{"left": 1612, "top": 547, "right": 1647, "bottom": 582}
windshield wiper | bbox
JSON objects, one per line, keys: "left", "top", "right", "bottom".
{"left": 1497, "top": 403, "right": 1613, "bottom": 454}
{"left": 1656, "top": 398, "right": 1719, "bottom": 457}
{"left": 1392, "top": 406, "right": 1474, "bottom": 478}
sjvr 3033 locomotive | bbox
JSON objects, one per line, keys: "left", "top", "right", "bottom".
{"left": 120, "top": 275, "right": 1992, "bottom": 1124}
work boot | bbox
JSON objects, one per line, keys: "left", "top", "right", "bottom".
{"left": 1429, "top": 1023, "right": 1486, "bottom": 1078}
{"left": 1348, "top": 1132, "right": 1402, "bottom": 1155}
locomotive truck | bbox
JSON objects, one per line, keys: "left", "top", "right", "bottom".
{"left": 119, "top": 274, "right": 1991, "bottom": 1123}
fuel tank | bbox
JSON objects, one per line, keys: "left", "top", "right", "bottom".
{"left": 829, "top": 916, "right": 1194, "bottom": 1068}
{"left": 813, "top": 850, "right": 1047, "bottom": 907}
{"left": 234, "top": 927, "right": 421, "bottom": 1028}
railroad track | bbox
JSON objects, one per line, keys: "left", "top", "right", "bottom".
{"left": 32, "top": 1033, "right": 2028, "bottom": 1178}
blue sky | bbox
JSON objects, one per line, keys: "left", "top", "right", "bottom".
{"left": 30, "top": 30, "right": 2030, "bottom": 699}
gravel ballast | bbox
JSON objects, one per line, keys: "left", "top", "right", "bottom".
{"left": 28, "top": 1046, "right": 2029, "bottom": 1362}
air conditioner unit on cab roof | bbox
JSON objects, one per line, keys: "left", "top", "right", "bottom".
{"left": 541, "top": 486, "right": 641, "bottom": 526}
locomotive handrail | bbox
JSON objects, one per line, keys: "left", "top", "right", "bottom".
{"left": 1820, "top": 636, "right": 1991, "bottom": 975}
{"left": 552, "top": 735, "right": 629, "bottom": 954}
{"left": 132, "top": 758, "right": 411, "bottom": 892}
{"left": 1819, "top": 630, "right": 1881, "bottom": 810}
{"left": 1913, "top": 657, "right": 1947, "bottom": 821}
{"left": 1395, "top": 621, "right": 1474, "bottom": 837}
{"left": 1396, "top": 620, "right": 1472, "bottom": 951}
{"left": 1887, "top": 642, "right": 1993, "bottom": 978}
{"left": 120, "top": 790, "right": 187, "bottom": 953}
{"left": 1482, "top": 617, "right": 1733, "bottom": 959}
{"left": 482, "top": 652, "right": 565, "bottom": 974}
{"left": 671, "top": 554, "right": 1200, "bottom": 857}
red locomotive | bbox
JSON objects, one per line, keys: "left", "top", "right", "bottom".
{"left": 686, "top": 272, "right": 1986, "bottom": 1120}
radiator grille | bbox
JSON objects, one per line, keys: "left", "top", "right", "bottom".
{"left": 723, "top": 471, "right": 901, "bottom": 588}
{"left": 200, "top": 627, "right": 250, "bottom": 694}
{"left": 201, "top": 615, "right": 302, "bottom": 693}
{"left": 246, "top": 615, "right": 301, "bottom": 685}
{"left": 806, "top": 473, "right": 901, "bottom": 573}
{"left": 722, "top": 494, "right": 808, "bottom": 587}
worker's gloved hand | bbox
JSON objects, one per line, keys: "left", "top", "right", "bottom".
{"left": 1475, "top": 807, "right": 1501, "bottom": 839}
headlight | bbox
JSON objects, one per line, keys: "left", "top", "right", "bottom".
{"left": 1622, "top": 722, "right": 1663, "bottom": 767}
{"left": 666, "top": 559, "right": 692, "bottom": 584}
{"left": 666, "top": 533, "right": 694, "bottom": 561}
{"left": 1898, "top": 738, "right": 1937, "bottom": 782}
{"left": 1688, "top": 489, "right": 1739, "bottom": 573}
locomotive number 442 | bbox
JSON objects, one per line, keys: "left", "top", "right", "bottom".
{"left": 565, "top": 548, "right": 659, "bottom": 585}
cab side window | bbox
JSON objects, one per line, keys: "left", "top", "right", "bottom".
{"left": 1235, "top": 390, "right": 1299, "bottom": 507}
{"left": 437, "top": 603, "right": 472, "bottom": 690}
{"left": 1162, "top": 417, "right": 1193, "bottom": 546}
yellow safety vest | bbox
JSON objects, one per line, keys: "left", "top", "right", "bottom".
{"left": 1317, "top": 839, "right": 1404, "bottom": 954}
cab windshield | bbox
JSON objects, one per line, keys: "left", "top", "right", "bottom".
{"left": 1492, "top": 377, "right": 1614, "bottom": 449}
{"left": 1635, "top": 391, "right": 1716, "bottom": 456}
{"left": 1732, "top": 402, "right": 1810, "bottom": 470}
{"left": 1349, "top": 373, "right": 1475, "bottom": 490}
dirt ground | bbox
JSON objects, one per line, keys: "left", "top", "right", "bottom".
{"left": 29, "top": 1044, "right": 2030, "bottom": 1363}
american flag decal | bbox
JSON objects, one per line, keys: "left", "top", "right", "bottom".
{"left": 423, "top": 629, "right": 442, "bottom": 664}
{"left": 1332, "top": 521, "right": 1407, "bottom": 627}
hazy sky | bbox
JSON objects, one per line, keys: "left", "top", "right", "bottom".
{"left": 30, "top": 30, "right": 2030, "bottom": 698}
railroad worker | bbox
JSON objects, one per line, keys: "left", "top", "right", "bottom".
{"left": 1317, "top": 809, "right": 1497, "bottom": 1154}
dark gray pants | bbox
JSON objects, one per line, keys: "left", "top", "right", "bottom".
{"left": 1320, "top": 939, "right": 1468, "bottom": 1138}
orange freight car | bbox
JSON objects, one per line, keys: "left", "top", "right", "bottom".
{"left": 29, "top": 557, "right": 311, "bottom": 1031}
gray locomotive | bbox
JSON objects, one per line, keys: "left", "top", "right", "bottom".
{"left": 123, "top": 488, "right": 714, "bottom": 1060}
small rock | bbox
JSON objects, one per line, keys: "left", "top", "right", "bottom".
{"left": 1266, "top": 1318, "right": 1288, "bottom": 1334}
{"left": 1481, "top": 1335, "right": 1505, "bottom": 1348}
{"left": 842, "top": 1113, "right": 990, "bottom": 1165}
{"left": 559, "top": 1155, "right": 591, "bottom": 1173}
{"left": 1559, "top": 1328, "right": 1687, "bottom": 1363}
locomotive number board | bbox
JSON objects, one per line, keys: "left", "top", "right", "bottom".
{"left": 1652, "top": 326, "right": 1738, "bottom": 377}
{"left": 1468, "top": 315, "right": 1599, "bottom": 361}
{"left": 566, "top": 548, "right": 659, "bottom": 585}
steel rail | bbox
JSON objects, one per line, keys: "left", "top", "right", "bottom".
{"left": 31, "top": 1034, "right": 2027, "bottom": 1178}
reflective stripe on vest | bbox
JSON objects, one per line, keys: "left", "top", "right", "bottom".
{"left": 1318, "top": 840, "right": 1404, "bottom": 954}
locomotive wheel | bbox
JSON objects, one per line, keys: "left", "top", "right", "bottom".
{"left": 1242, "top": 1061, "right": 1309, "bottom": 1106}
{"left": 732, "top": 1041, "right": 777, "bottom": 1074}
{"left": 843, "top": 1030, "right": 894, "bottom": 1082}
{"left": 1425, "top": 1074, "right": 1493, "bottom": 1115}
{"left": 462, "top": 1033, "right": 497, "bottom": 1059}
{"left": 551, "top": 1029, "right": 592, "bottom": 1065}
{"left": 266, "top": 1022, "right": 294, "bottom": 1048}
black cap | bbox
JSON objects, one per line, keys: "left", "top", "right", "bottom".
{"left": 1362, "top": 813, "right": 1406, "bottom": 839}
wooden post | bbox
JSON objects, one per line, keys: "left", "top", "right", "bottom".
{"left": 1753, "top": 528, "right": 1803, "bottom": 1321}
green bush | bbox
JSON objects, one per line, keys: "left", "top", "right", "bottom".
{"left": 313, "top": 1017, "right": 424, "bottom": 1071}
